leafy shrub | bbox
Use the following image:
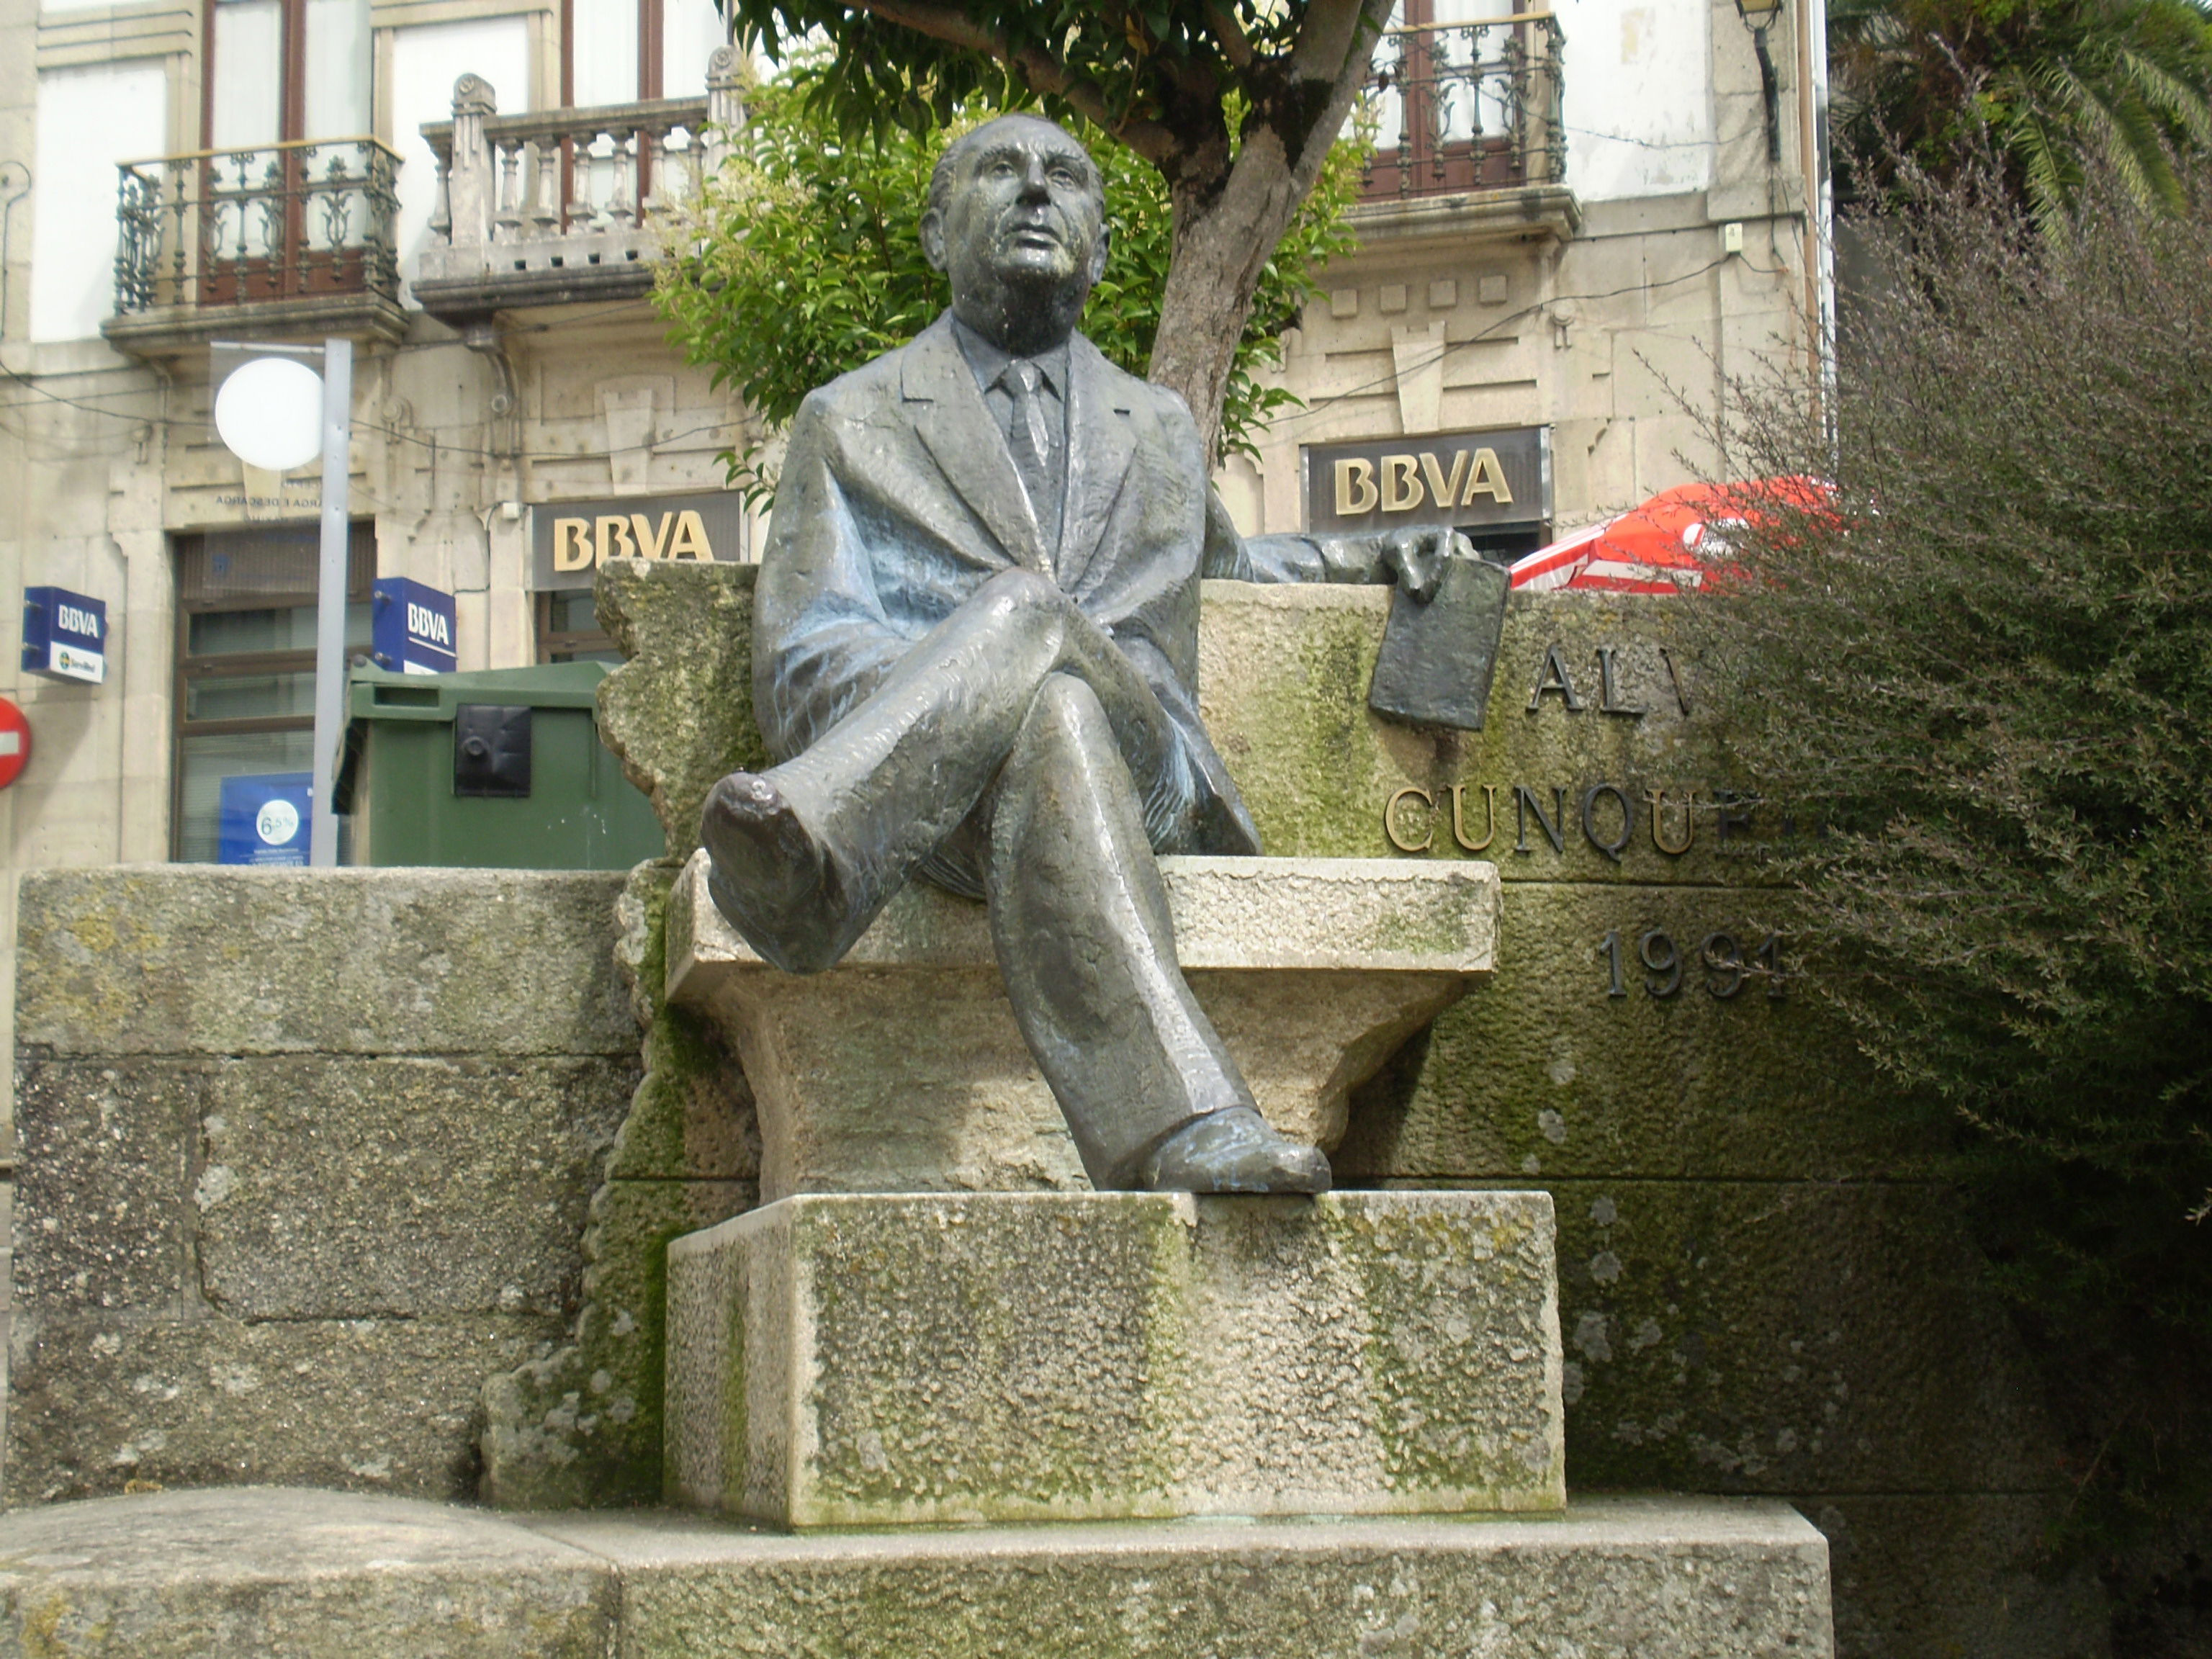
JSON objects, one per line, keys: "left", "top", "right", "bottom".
{"left": 655, "top": 73, "right": 1365, "bottom": 503}
{"left": 1694, "top": 163, "right": 2212, "bottom": 1650}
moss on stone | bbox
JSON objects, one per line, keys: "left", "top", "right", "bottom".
{"left": 595, "top": 560, "right": 768, "bottom": 862}
{"left": 482, "top": 1177, "right": 754, "bottom": 1509}
{"left": 481, "top": 863, "right": 760, "bottom": 1509}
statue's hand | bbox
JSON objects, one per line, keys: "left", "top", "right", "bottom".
{"left": 1377, "top": 526, "right": 1471, "bottom": 604}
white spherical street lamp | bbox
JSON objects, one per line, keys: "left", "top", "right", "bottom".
{"left": 212, "top": 355, "right": 325, "bottom": 472}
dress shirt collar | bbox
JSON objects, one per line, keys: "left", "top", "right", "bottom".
{"left": 948, "top": 313, "right": 1069, "bottom": 402}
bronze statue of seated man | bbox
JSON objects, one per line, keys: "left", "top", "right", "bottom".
{"left": 704, "top": 113, "right": 1459, "bottom": 1197}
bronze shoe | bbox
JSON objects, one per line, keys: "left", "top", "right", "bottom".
{"left": 1138, "top": 1107, "right": 1332, "bottom": 1195}
{"left": 700, "top": 772, "right": 853, "bottom": 975}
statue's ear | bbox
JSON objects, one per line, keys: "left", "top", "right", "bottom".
{"left": 1088, "top": 222, "right": 1111, "bottom": 285}
{"left": 920, "top": 208, "right": 948, "bottom": 273}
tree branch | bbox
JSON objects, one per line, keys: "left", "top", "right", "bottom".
{"left": 840, "top": 0, "right": 1186, "bottom": 165}
{"left": 1287, "top": 0, "right": 1385, "bottom": 84}
{"left": 1203, "top": 4, "right": 1256, "bottom": 71}
{"left": 999, "top": 45, "right": 1182, "bottom": 163}
{"left": 843, "top": 0, "right": 1002, "bottom": 56}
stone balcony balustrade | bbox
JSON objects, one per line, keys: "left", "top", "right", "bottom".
{"left": 412, "top": 49, "right": 745, "bottom": 323}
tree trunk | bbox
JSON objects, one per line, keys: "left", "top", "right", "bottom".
{"left": 1146, "top": 1, "right": 1389, "bottom": 465}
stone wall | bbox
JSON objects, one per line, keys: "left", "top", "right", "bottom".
{"left": 5, "top": 559, "right": 2106, "bottom": 1657}
{"left": 8, "top": 868, "right": 648, "bottom": 1506}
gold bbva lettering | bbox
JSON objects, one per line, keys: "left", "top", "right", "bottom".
{"left": 596, "top": 516, "right": 637, "bottom": 565}
{"left": 665, "top": 510, "right": 712, "bottom": 560}
{"left": 1380, "top": 454, "right": 1424, "bottom": 512}
{"left": 630, "top": 513, "right": 675, "bottom": 559}
{"left": 552, "top": 518, "right": 594, "bottom": 572}
{"left": 1462, "top": 447, "right": 1513, "bottom": 505}
{"left": 1421, "top": 450, "right": 1471, "bottom": 508}
{"left": 1334, "top": 458, "right": 1379, "bottom": 516}
{"left": 1385, "top": 786, "right": 1435, "bottom": 853}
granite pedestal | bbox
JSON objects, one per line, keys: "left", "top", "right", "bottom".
{"left": 665, "top": 1190, "right": 1565, "bottom": 1528}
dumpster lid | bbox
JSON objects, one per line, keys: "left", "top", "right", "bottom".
{"left": 332, "top": 661, "right": 614, "bottom": 814}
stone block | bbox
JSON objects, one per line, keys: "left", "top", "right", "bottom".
{"left": 665, "top": 1190, "right": 1563, "bottom": 1529}
{"left": 588, "top": 566, "right": 1755, "bottom": 886}
{"left": 600, "top": 860, "right": 759, "bottom": 1183}
{"left": 7, "top": 1311, "right": 561, "bottom": 1506}
{"left": 193, "top": 1054, "right": 637, "bottom": 1319}
{"left": 595, "top": 558, "right": 768, "bottom": 860}
{"left": 1806, "top": 1493, "right": 2109, "bottom": 1659}
{"left": 1195, "top": 583, "right": 1753, "bottom": 881}
{"left": 0, "top": 1488, "right": 616, "bottom": 1658}
{"left": 14, "top": 866, "right": 634, "bottom": 1058}
{"left": 12, "top": 1057, "right": 205, "bottom": 1313}
{"left": 0, "top": 1488, "right": 1832, "bottom": 1658}
{"left": 1398, "top": 1178, "right": 2059, "bottom": 1498}
{"left": 482, "top": 1177, "right": 755, "bottom": 1511}
{"left": 667, "top": 850, "right": 1496, "bottom": 1198}
{"left": 547, "top": 1495, "right": 1835, "bottom": 1658}
{"left": 1337, "top": 882, "right": 1901, "bottom": 1184}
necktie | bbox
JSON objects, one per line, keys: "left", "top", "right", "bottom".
{"left": 1000, "top": 361, "right": 1061, "bottom": 554}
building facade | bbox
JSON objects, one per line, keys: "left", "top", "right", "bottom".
{"left": 0, "top": 0, "right": 1827, "bottom": 1067}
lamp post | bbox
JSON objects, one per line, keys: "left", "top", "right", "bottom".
{"left": 1735, "top": 0, "right": 1785, "bottom": 166}
{"left": 210, "top": 338, "right": 354, "bottom": 867}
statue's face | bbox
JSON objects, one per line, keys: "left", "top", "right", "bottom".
{"left": 922, "top": 116, "right": 1108, "bottom": 351}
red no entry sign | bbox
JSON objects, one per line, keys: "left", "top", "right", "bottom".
{"left": 0, "top": 698, "right": 32, "bottom": 789}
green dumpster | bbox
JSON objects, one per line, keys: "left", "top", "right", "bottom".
{"left": 333, "top": 662, "right": 665, "bottom": 869}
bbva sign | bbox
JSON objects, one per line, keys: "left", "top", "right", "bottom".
{"left": 530, "top": 491, "right": 748, "bottom": 591}
{"left": 1304, "top": 426, "right": 1550, "bottom": 536}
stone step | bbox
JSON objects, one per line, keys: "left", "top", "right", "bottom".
{"left": 0, "top": 1486, "right": 1835, "bottom": 1658}
{"left": 666, "top": 1190, "right": 1564, "bottom": 1529}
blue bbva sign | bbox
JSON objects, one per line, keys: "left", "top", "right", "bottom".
{"left": 371, "top": 577, "right": 457, "bottom": 675}
{"left": 22, "top": 587, "right": 107, "bottom": 684}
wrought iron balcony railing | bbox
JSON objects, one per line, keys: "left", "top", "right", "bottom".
{"left": 112, "top": 137, "right": 403, "bottom": 323}
{"left": 1364, "top": 12, "right": 1566, "bottom": 200}
{"left": 412, "top": 48, "right": 742, "bottom": 319}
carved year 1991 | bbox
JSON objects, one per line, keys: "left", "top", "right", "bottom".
{"left": 1599, "top": 928, "right": 1784, "bottom": 1000}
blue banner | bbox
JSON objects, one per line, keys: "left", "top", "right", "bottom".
{"left": 217, "top": 773, "right": 313, "bottom": 866}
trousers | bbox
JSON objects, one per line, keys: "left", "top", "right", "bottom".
{"left": 719, "top": 569, "right": 1255, "bottom": 1188}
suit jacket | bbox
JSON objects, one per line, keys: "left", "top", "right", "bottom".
{"left": 754, "top": 310, "right": 1264, "bottom": 857}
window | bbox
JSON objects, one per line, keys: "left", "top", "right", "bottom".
{"left": 172, "top": 524, "right": 373, "bottom": 863}
{"left": 563, "top": 0, "right": 727, "bottom": 105}
{"left": 206, "top": 0, "right": 370, "bottom": 150}
{"left": 197, "top": 0, "right": 379, "bottom": 303}
{"left": 1367, "top": 0, "right": 1537, "bottom": 199}
{"left": 535, "top": 591, "right": 623, "bottom": 665}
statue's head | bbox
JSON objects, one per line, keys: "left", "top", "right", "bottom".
{"left": 920, "top": 114, "right": 1109, "bottom": 356}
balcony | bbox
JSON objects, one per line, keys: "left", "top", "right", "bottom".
{"left": 412, "top": 49, "right": 743, "bottom": 323}
{"left": 105, "top": 137, "right": 408, "bottom": 353}
{"left": 1355, "top": 12, "right": 1578, "bottom": 243}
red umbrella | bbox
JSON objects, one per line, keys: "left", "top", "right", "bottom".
{"left": 1509, "top": 477, "right": 1826, "bottom": 593}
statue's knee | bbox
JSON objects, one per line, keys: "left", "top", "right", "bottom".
{"left": 1030, "top": 670, "right": 1109, "bottom": 737}
{"left": 975, "top": 567, "right": 1060, "bottom": 625}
